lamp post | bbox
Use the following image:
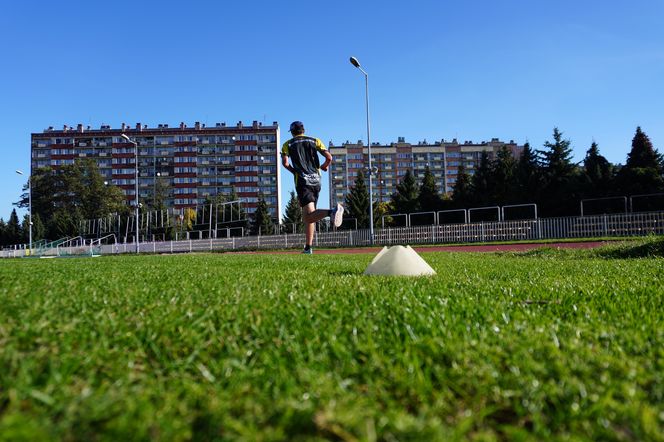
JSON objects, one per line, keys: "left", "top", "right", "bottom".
{"left": 15, "top": 169, "right": 32, "bottom": 254}
{"left": 349, "top": 56, "right": 375, "bottom": 244}
{"left": 121, "top": 133, "right": 140, "bottom": 253}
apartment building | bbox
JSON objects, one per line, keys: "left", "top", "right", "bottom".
{"left": 31, "top": 121, "right": 282, "bottom": 221}
{"left": 329, "top": 137, "right": 523, "bottom": 206}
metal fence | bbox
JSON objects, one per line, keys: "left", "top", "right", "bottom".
{"left": 3, "top": 211, "right": 662, "bottom": 258}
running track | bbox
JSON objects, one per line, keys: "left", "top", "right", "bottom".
{"left": 243, "top": 241, "right": 608, "bottom": 255}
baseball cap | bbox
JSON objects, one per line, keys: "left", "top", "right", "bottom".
{"left": 289, "top": 121, "right": 305, "bottom": 133}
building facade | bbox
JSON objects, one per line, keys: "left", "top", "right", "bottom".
{"left": 329, "top": 137, "right": 523, "bottom": 206}
{"left": 31, "top": 121, "right": 282, "bottom": 221}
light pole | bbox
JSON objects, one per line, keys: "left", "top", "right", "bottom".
{"left": 121, "top": 133, "right": 140, "bottom": 253}
{"left": 349, "top": 56, "right": 375, "bottom": 243}
{"left": 15, "top": 170, "right": 33, "bottom": 254}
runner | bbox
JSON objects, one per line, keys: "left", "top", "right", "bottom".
{"left": 281, "top": 121, "right": 344, "bottom": 254}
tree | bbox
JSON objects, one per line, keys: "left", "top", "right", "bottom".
{"left": 251, "top": 198, "right": 274, "bottom": 235}
{"left": 417, "top": 166, "right": 442, "bottom": 212}
{"left": 625, "top": 127, "right": 663, "bottom": 170}
{"left": 452, "top": 164, "right": 473, "bottom": 207}
{"left": 282, "top": 191, "right": 303, "bottom": 233}
{"left": 0, "top": 219, "right": 6, "bottom": 247}
{"left": 391, "top": 169, "right": 419, "bottom": 214}
{"left": 617, "top": 127, "right": 664, "bottom": 195}
{"left": 515, "top": 142, "right": 542, "bottom": 203}
{"left": 539, "top": 128, "right": 576, "bottom": 179}
{"left": 15, "top": 161, "right": 128, "bottom": 241}
{"left": 470, "top": 151, "right": 493, "bottom": 206}
{"left": 345, "top": 169, "right": 371, "bottom": 228}
{"left": 582, "top": 141, "right": 613, "bottom": 197}
{"left": 5, "top": 209, "right": 22, "bottom": 245}
{"left": 538, "top": 128, "right": 580, "bottom": 216}
{"left": 21, "top": 213, "right": 45, "bottom": 244}
{"left": 491, "top": 145, "right": 517, "bottom": 204}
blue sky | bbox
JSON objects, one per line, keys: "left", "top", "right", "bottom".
{"left": 2, "top": 0, "right": 663, "bottom": 219}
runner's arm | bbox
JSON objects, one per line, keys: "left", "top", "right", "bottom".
{"left": 320, "top": 151, "right": 332, "bottom": 172}
{"left": 281, "top": 153, "right": 296, "bottom": 174}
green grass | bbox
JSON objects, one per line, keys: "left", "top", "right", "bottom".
{"left": 0, "top": 238, "right": 662, "bottom": 441}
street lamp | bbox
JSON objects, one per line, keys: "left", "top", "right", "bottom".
{"left": 349, "top": 56, "right": 375, "bottom": 243}
{"left": 121, "top": 133, "right": 140, "bottom": 253}
{"left": 15, "top": 169, "right": 32, "bottom": 255}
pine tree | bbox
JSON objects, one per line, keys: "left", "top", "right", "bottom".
{"left": 539, "top": 127, "right": 577, "bottom": 181}
{"left": 282, "top": 191, "right": 303, "bottom": 233}
{"left": 0, "top": 218, "right": 7, "bottom": 246}
{"left": 491, "top": 145, "right": 517, "bottom": 204}
{"left": 626, "top": 127, "right": 663, "bottom": 170}
{"left": 417, "top": 166, "right": 442, "bottom": 212}
{"left": 538, "top": 128, "right": 580, "bottom": 216}
{"left": 617, "top": 127, "right": 664, "bottom": 195}
{"left": 6, "top": 209, "right": 22, "bottom": 245}
{"left": 583, "top": 141, "right": 613, "bottom": 197}
{"left": 391, "top": 169, "right": 419, "bottom": 214}
{"left": 471, "top": 151, "right": 493, "bottom": 205}
{"left": 515, "top": 142, "right": 541, "bottom": 202}
{"left": 251, "top": 198, "right": 274, "bottom": 235}
{"left": 345, "top": 169, "right": 370, "bottom": 228}
{"left": 452, "top": 164, "right": 473, "bottom": 208}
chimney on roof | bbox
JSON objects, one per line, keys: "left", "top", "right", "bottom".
{"left": 136, "top": 123, "right": 142, "bottom": 131}
{"left": 252, "top": 120, "right": 258, "bottom": 128}
{"left": 121, "top": 123, "right": 126, "bottom": 131}
{"left": 237, "top": 121, "right": 243, "bottom": 128}
{"left": 180, "top": 122, "right": 186, "bottom": 129}
{"left": 77, "top": 123, "right": 84, "bottom": 132}
{"left": 195, "top": 121, "right": 201, "bottom": 130}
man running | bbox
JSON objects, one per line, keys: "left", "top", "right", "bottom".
{"left": 281, "top": 121, "right": 344, "bottom": 254}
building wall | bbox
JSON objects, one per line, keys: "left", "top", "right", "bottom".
{"left": 31, "top": 121, "right": 282, "bottom": 222}
{"left": 328, "top": 138, "right": 523, "bottom": 206}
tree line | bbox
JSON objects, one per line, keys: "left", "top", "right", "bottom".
{"left": 3, "top": 126, "right": 662, "bottom": 246}
{"left": 341, "top": 126, "right": 663, "bottom": 227}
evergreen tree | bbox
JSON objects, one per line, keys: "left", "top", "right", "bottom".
{"left": 282, "top": 191, "right": 303, "bottom": 233}
{"left": 538, "top": 128, "right": 580, "bottom": 216}
{"left": 471, "top": 151, "right": 493, "bottom": 205}
{"left": 345, "top": 169, "right": 371, "bottom": 228}
{"left": 417, "top": 166, "right": 442, "bottom": 212}
{"left": 0, "top": 219, "right": 6, "bottom": 247}
{"left": 251, "top": 198, "right": 274, "bottom": 235}
{"left": 491, "top": 146, "right": 517, "bottom": 204}
{"left": 515, "top": 142, "right": 542, "bottom": 203}
{"left": 626, "top": 127, "right": 663, "bottom": 169}
{"left": 617, "top": 127, "right": 664, "bottom": 195}
{"left": 452, "top": 164, "right": 473, "bottom": 207}
{"left": 391, "top": 169, "right": 419, "bottom": 214}
{"left": 6, "top": 209, "right": 22, "bottom": 245}
{"left": 582, "top": 141, "right": 613, "bottom": 197}
{"left": 21, "top": 213, "right": 45, "bottom": 244}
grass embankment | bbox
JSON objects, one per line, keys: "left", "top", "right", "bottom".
{"left": 0, "top": 238, "right": 662, "bottom": 440}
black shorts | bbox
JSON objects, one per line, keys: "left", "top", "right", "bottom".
{"left": 296, "top": 183, "right": 321, "bottom": 207}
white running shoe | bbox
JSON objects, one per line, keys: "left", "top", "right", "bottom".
{"left": 332, "top": 203, "right": 344, "bottom": 228}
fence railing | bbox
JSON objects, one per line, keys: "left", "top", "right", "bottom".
{"left": 5, "top": 211, "right": 661, "bottom": 258}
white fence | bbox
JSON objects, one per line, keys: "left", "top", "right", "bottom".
{"left": 3, "top": 211, "right": 663, "bottom": 258}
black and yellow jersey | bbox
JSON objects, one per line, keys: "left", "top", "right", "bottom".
{"left": 281, "top": 135, "right": 327, "bottom": 186}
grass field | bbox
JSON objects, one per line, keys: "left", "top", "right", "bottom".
{"left": 0, "top": 238, "right": 663, "bottom": 441}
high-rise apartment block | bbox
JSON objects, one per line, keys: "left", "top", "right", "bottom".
{"left": 329, "top": 137, "right": 523, "bottom": 205}
{"left": 30, "top": 121, "right": 282, "bottom": 221}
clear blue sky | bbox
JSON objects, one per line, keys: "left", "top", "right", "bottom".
{"left": 2, "top": 0, "right": 663, "bottom": 220}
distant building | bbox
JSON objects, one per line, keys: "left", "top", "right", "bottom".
{"left": 30, "top": 121, "right": 282, "bottom": 221}
{"left": 328, "top": 137, "right": 524, "bottom": 205}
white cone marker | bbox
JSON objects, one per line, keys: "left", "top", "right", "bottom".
{"left": 364, "top": 245, "right": 436, "bottom": 276}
